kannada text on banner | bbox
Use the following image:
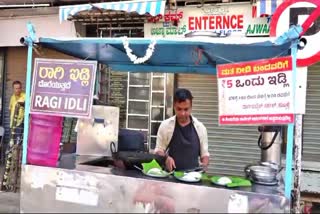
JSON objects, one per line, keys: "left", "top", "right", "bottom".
{"left": 30, "top": 58, "right": 97, "bottom": 118}
{"left": 217, "top": 56, "right": 295, "bottom": 125}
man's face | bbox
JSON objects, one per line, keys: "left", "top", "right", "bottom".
{"left": 174, "top": 99, "right": 192, "bottom": 124}
{"left": 13, "top": 83, "right": 22, "bottom": 96}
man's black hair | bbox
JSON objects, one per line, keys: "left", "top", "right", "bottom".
{"left": 174, "top": 88, "right": 193, "bottom": 104}
{"left": 12, "top": 80, "right": 22, "bottom": 87}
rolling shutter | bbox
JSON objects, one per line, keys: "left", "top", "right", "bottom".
{"left": 302, "top": 63, "right": 320, "bottom": 164}
{"left": 177, "top": 74, "right": 260, "bottom": 176}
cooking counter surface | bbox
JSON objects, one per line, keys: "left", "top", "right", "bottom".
{"left": 58, "top": 154, "right": 285, "bottom": 197}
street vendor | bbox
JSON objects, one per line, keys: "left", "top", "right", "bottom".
{"left": 155, "top": 88, "right": 210, "bottom": 172}
{"left": 9, "top": 80, "right": 25, "bottom": 128}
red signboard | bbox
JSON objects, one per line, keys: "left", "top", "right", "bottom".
{"left": 270, "top": 0, "right": 320, "bottom": 67}
{"left": 148, "top": 10, "right": 184, "bottom": 23}
{"left": 30, "top": 58, "right": 97, "bottom": 118}
{"left": 188, "top": 15, "right": 244, "bottom": 31}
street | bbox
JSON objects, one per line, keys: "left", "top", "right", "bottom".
{"left": 0, "top": 165, "right": 20, "bottom": 213}
{"left": 0, "top": 191, "right": 20, "bottom": 213}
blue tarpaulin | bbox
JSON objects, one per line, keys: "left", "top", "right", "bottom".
{"left": 38, "top": 37, "right": 292, "bottom": 74}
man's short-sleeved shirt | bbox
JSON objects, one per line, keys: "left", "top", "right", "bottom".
{"left": 9, "top": 92, "right": 25, "bottom": 127}
{"left": 155, "top": 115, "right": 210, "bottom": 158}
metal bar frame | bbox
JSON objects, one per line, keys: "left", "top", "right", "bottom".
{"left": 21, "top": 22, "right": 303, "bottom": 212}
{"left": 292, "top": 41, "right": 302, "bottom": 213}
{"left": 21, "top": 22, "right": 36, "bottom": 165}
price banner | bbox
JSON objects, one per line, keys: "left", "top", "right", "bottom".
{"left": 30, "top": 58, "right": 97, "bottom": 118}
{"left": 217, "top": 56, "right": 295, "bottom": 125}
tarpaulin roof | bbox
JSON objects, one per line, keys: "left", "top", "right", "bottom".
{"left": 38, "top": 36, "right": 294, "bottom": 74}
{"left": 59, "top": 0, "right": 166, "bottom": 22}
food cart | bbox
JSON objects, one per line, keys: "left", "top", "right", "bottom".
{"left": 17, "top": 20, "right": 308, "bottom": 213}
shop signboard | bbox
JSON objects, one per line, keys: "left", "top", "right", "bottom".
{"left": 144, "top": 3, "right": 253, "bottom": 38}
{"left": 217, "top": 56, "right": 307, "bottom": 125}
{"left": 245, "top": 17, "right": 270, "bottom": 37}
{"left": 30, "top": 58, "right": 97, "bottom": 118}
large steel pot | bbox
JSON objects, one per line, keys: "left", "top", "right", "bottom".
{"left": 244, "top": 165, "right": 278, "bottom": 185}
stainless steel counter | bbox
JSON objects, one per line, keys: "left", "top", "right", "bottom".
{"left": 20, "top": 154, "right": 290, "bottom": 213}
{"left": 74, "top": 154, "right": 285, "bottom": 195}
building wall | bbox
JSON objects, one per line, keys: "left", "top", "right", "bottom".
{"left": 3, "top": 47, "right": 76, "bottom": 143}
{"left": 0, "top": 14, "right": 76, "bottom": 47}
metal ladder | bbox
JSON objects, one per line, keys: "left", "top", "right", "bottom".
{"left": 149, "top": 73, "right": 167, "bottom": 151}
{"left": 125, "top": 72, "right": 167, "bottom": 151}
{"left": 126, "top": 72, "right": 150, "bottom": 138}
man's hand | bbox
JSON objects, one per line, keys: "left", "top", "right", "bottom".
{"left": 155, "top": 150, "right": 176, "bottom": 172}
{"left": 200, "top": 156, "right": 209, "bottom": 172}
{"left": 165, "top": 156, "right": 176, "bottom": 172}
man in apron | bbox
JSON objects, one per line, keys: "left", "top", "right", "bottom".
{"left": 155, "top": 88, "right": 210, "bottom": 172}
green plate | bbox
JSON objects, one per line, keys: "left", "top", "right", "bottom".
{"left": 173, "top": 171, "right": 202, "bottom": 183}
{"left": 211, "top": 176, "right": 252, "bottom": 188}
{"left": 143, "top": 169, "right": 169, "bottom": 178}
{"left": 173, "top": 171, "right": 185, "bottom": 178}
{"left": 141, "top": 159, "right": 169, "bottom": 178}
{"left": 201, "top": 173, "right": 211, "bottom": 182}
{"left": 141, "top": 159, "right": 162, "bottom": 173}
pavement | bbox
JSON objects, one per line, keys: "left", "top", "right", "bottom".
{"left": 0, "top": 191, "right": 20, "bottom": 213}
{"left": 0, "top": 165, "right": 20, "bottom": 213}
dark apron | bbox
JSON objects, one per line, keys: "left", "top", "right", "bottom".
{"left": 167, "top": 119, "right": 200, "bottom": 171}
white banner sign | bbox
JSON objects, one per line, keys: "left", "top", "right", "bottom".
{"left": 217, "top": 56, "right": 306, "bottom": 125}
